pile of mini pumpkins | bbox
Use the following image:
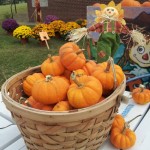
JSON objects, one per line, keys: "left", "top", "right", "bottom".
{"left": 93, "top": 0, "right": 150, "bottom": 7}
{"left": 121, "top": 0, "right": 150, "bottom": 7}
{"left": 21, "top": 42, "right": 125, "bottom": 111}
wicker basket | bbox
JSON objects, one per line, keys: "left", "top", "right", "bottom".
{"left": 1, "top": 66, "right": 126, "bottom": 150}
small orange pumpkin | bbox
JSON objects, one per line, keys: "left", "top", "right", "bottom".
{"left": 41, "top": 105, "right": 53, "bottom": 111}
{"left": 22, "top": 96, "right": 53, "bottom": 111}
{"left": 121, "top": 0, "right": 141, "bottom": 7}
{"left": 110, "top": 124, "right": 136, "bottom": 149}
{"left": 92, "top": 3, "right": 101, "bottom": 7}
{"left": 58, "top": 76, "right": 70, "bottom": 85}
{"left": 68, "top": 72, "right": 103, "bottom": 108}
{"left": 98, "top": 96, "right": 105, "bottom": 102}
{"left": 92, "top": 57, "right": 124, "bottom": 96}
{"left": 59, "top": 42, "right": 86, "bottom": 71}
{"left": 62, "top": 69, "right": 72, "bottom": 80}
{"left": 52, "top": 101, "right": 72, "bottom": 111}
{"left": 82, "top": 60, "right": 97, "bottom": 75}
{"left": 111, "top": 114, "right": 125, "bottom": 130}
{"left": 142, "top": 1, "right": 150, "bottom": 7}
{"left": 41, "top": 54, "right": 65, "bottom": 76}
{"left": 32, "top": 75, "right": 70, "bottom": 104}
{"left": 70, "top": 69, "right": 87, "bottom": 83}
{"left": 110, "top": 115, "right": 142, "bottom": 149}
{"left": 132, "top": 84, "right": 150, "bottom": 105}
{"left": 23, "top": 73, "right": 45, "bottom": 96}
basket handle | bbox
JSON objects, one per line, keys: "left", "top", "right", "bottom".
{"left": 107, "top": 57, "right": 117, "bottom": 90}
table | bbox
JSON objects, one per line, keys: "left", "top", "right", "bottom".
{"left": 0, "top": 91, "right": 149, "bottom": 150}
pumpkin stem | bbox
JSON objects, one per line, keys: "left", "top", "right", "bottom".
{"left": 127, "top": 115, "right": 142, "bottom": 124}
{"left": 19, "top": 97, "right": 26, "bottom": 104}
{"left": 122, "top": 115, "right": 142, "bottom": 134}
{"left": 24, "top": 100, "right": 32, "bottom": 107}
{"left": 122, "top": 122, "right": 129, "bottom": 134}
{"left": 76, "top": 49, "right": 85, "bottom": 55}
{"left": 105, "top": 57, "right": 111, "bottom": 72}
{"left": 105, "top": 57, "right": 117, "bottom": 90}
{"left": 46, "top": 75, "right": 53, "bottom": 82}
{"left": 139, "top": 84, "right": 145, "bottom": 92}
{"left": 71, "top": 71, "right": 84, "bottom": 87}
{"left": 48, "top": 54, "right": 53, "bottom": 62}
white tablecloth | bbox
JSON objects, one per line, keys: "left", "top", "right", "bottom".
{"left": 0, "top": 92, "right": 149, "bottom": 150}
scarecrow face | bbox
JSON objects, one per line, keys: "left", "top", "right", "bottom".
{"left": 129, "top": 44, "right": 150, "bottom": 68}
{"left": 102, "top": 7, "right": 118, "bottom": 18}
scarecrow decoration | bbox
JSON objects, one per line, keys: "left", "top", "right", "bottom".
{"left": 114, "top": 26, "right": 150, "bottom": 90}
{"left": 31, "top": 0, "right": 42, "bottom": 23}
{"left": 68, "top": 1, "right": 145, "bottom": 63}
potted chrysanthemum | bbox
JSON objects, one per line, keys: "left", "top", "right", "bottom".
{"left": 31, "top": 23, "right": 55, "bottom": 46}
{"left": 13, "top": 25, "right": 32, "bottom": 44}
{"left": 60, "top": 22, "right": 81, "bottom": 39}
{"left": 50, "top": 20, "right": 65, "bottom": 38}
{"left": 2, "top": 18, "right": 19, "bottom": 35}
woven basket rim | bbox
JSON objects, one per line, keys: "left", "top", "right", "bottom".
{"left": 1, "top": 65, "right": 126, "bottom": 123}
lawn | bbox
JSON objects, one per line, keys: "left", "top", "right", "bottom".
{"left": 0, "top": 3, "right": 68, "bottom": 89}
{"left": 0, "top": 2, "right": 27, "bottom": 22}
{"left": 0, "top": 27, "right": 66, "bottom": 89}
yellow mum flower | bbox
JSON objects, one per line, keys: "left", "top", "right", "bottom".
{"left": 13, "top": 25, "right": 32, "bottom": 39}
{"left": 31, "top": 23, "right": 55, "bottom": 40}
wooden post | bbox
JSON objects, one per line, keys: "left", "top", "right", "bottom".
{"left": 35, "top": 0, "right": 42, "bottom": 23}
{"left": 39, "top": 31, "right": 50, "bottom": 50}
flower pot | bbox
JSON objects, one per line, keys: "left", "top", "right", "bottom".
{"left": 39, "top": 40, "right": 46, "bottom": 47}
{"left": 55, "top": 32, "right": 61, "bottom": 39}
{"left": 20, "top": 38, "right": 29, "bottom": 44}
{"left": 7, "top": 31, "right": 13, "bottom": 36}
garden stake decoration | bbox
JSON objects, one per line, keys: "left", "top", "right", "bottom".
{"left": 68, "top": 1, "right": 145, "bottom": 63}
{"left": 39, "top": 31, "right": 50, "bottom": 50}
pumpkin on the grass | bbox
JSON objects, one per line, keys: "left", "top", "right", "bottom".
{"left": 132, "top": 84, "right": 150, "bottom": 105}
{"left": 32, "top": 75, "right": 70, "bottom": 104}
{"left": 92, "top": 57, "right": 124, "bottom": 96}
{"left": 41, "top": 54, "right": 65, "bottom": 76}
{"left": 23, "top": 73, "right": 45, "bottom": 96}
{"left": 59, "top": 42, "right": 86, "bottom": 71}
{"left": 67, "top": 72, "right": 103, "bottom": 109}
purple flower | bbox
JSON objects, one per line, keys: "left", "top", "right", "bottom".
{"left": 45, "top": 15, "right": 59, "bottom": 24}
{"left": 2, "top": 19, "right": 19, "bottom": 32}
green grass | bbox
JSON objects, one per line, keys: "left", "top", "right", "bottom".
{"left": 0, "top": 3, "right": 87, "bottom": 89}
{"left": 0, "top": 26, "right": 66, "bottom": 89}
{"left": 0, "top": 3, "right": 68, "bottom": 89}
{"left": 0, "top": 3, "right": 27, "bottom": 22}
